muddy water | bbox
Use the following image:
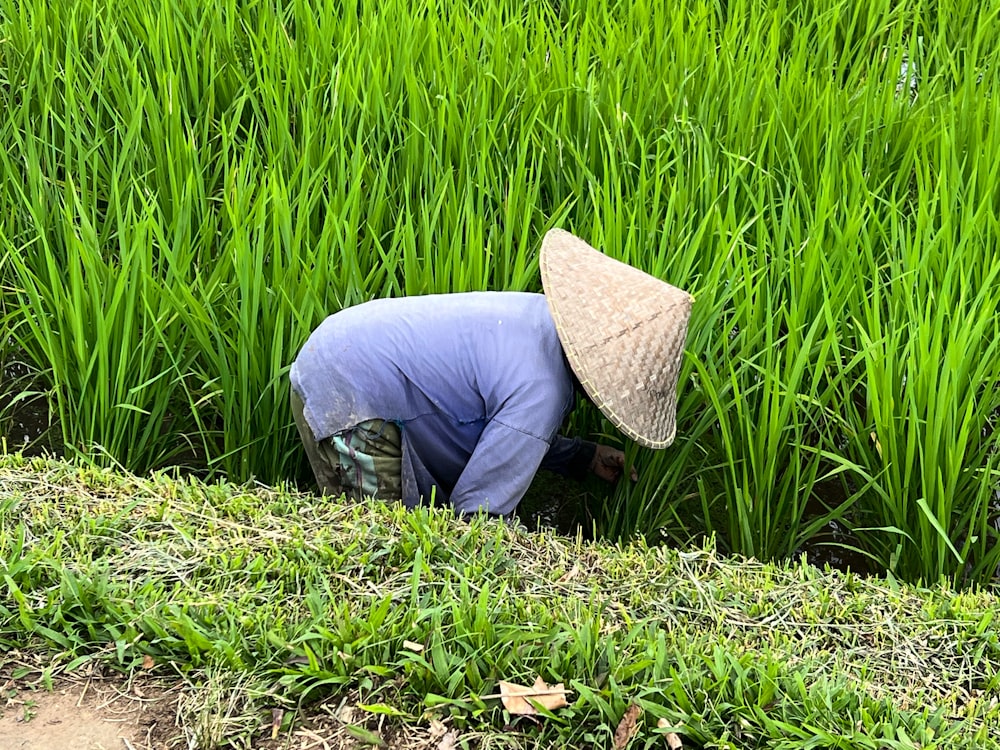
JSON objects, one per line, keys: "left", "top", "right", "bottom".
{"left": 0, "top": 353, "right": 55, "bottom": 456}
{"left": 518, "top": 473, "right": 876, "bottom": 575}
{"left": 517, "top": 472, "right": 598, "bottom": 538}
{"left": 795, "top": 516, "right": 873, "bottom": 575}
{"left": 793, "top": 481, "right": 874, "bottom": 576}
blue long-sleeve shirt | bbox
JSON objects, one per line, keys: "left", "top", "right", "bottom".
{"left": 289, "top": 291, "right": 592, "bottom": 515}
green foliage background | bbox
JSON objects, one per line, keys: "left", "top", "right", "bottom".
{"left": 1, "top": 0, "right": 999, "bottom": 584}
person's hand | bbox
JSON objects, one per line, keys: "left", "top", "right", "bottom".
{"left": 590, "top": 444, "right": 638, "bottom": 483}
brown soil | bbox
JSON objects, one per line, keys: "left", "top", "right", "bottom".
{"left": 0, "top": 668, "right": 463, "bottom": 750}
{"left": 0, "top": 673, "right": 180, "bottom": 750}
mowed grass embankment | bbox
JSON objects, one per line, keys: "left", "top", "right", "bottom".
{"left": 3, "top": 0, "right": 1000, "bottom": 585}
{"left": 2, "top": 455, "right": 999, "bottom": 748}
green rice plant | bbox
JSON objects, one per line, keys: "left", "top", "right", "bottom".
{"left": 2, "top": 0, "right": 1000, "bottom": 583}
{"left": 839, "top": 229, "right": 1000, "bottom": 585}
{"left": 584, "top": 3, "right": 890, "bottom": 554}
{"left": 812, "top": 42, "right": 1000, "bottom": 583}
{"left": 2, "top": 187, "right": 196, "bottom": 471}
{"left": 679, "top": 259, "right": 842, "bottom": 561}
{"left": 0, "top": 0, "right": 217, "bottom": 471}
{"left": 581, "top": 0, "right": 1000, "bottom": 578}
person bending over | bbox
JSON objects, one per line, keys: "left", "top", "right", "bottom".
{"left": 289, "top": 229, "right": 693, "bottom": 518}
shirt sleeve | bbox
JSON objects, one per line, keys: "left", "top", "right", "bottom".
{"left": 448, "top": 419, "right": 553, "bottom": 517}
{"left": 540, "top": 436, "right": 597, "bottom": 481}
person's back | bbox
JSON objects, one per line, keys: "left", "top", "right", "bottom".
{"left": 290, "top": 291, "right": 577, "bottom": 514}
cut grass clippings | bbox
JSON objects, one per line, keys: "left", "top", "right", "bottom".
{"left": 2, "top": 455, "right": 999, "bottom": 748}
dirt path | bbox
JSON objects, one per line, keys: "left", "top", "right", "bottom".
{"left": 0, "top": 675, "right": 179, "bottom": 750}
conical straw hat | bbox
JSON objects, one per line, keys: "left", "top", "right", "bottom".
{"left": 540, "top": 229, "right": 695, "bottom": 449}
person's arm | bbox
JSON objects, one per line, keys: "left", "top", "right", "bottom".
{"left": 544, "top": 437, "right": 639, "bottom": 484}
{"left": 540, "top": 436, "right": 597, "bottom": 481}
{"left": 589, "top": 444, "right": 639, "bottom": 482}
{"left": 448, "top": 419, "right": 553, "bottom": 517}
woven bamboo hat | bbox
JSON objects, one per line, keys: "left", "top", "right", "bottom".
{"left": 540, "top": 228, "right": 695, "bottom": 449}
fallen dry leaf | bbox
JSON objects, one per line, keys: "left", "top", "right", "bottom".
{"left": 498, "top": 676, "right": 569, "bottom": 715}
{"left": 613, "top": 703, "right": 642, "bottom": 749}
{"left": 557, "top": 564, "right": 581, "bottom": 582}
{"left": 657, "top": 719, "right": 684, "bottom": 749}
{"left": 270, "top": 708, "right": 284, "bottom": 740}
{"left": 428, "top": 719, "right": 448, "bottom": 739}
{"left": 870, "top": 431, "right": 882, "bottom": 459}
{"left": 437, "top": 729, "right": 459, "bottom": 750}
{"left": 141, "top": 654, "right": 155, "bottom": 670}
{"left": 334, "top": 704, "right": 358, "bottom": 724}
{"left": 402, "top": 640, "right": 425, "bottom": 652}
{"left": 295, "top": 727, "right": 330, "bottom": 749}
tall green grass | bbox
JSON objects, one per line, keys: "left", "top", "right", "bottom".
{"left": 1, "top": 0, "right": 999, "bottom": 585}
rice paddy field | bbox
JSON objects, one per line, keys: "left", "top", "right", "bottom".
{"left": 1, "top": 0, "right": 1000, "bottom": 589}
